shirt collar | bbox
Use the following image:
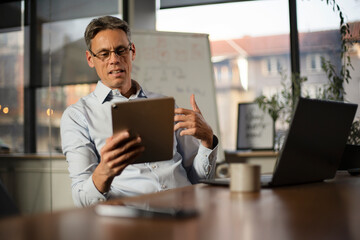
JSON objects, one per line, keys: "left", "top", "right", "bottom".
{"left": 94, "top": 80, "right": 147, "bottom": 104}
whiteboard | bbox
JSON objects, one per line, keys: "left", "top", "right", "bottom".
{"left": 131, "top": 31, "right": 222, "bottom": 156}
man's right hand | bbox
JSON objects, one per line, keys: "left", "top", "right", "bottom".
{"left": 92, "top": 130, "right": 144, "bottom": 194}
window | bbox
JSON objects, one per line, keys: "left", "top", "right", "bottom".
{"left": 213, "top": 60, "right": 232, "bottom": 85}
{"left": 35, "top": 17, "right": 100, "bottom": 153}
{"left": 297, "top": 0, "right": 360, "bottom": 100}
{"left": 1, "top": 0, "right": 359, "bottom": 153}
{"left": 0, "top": 1, "right": 24, "bottom": 153}
{"left": 305, "top": 54, "right": 323, "bottom": 72}
{"left": 262, "top": 57, "right": 283, "bottom": 76}
{"left": 157, "top": 1, "right": 291, "bottom": 149}
{"left": 0, "top": 0, "right": 121, "bottom": 154}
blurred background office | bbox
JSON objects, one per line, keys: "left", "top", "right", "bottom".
{"left": 0, "top": 0, "right": 359, "bottom": 215}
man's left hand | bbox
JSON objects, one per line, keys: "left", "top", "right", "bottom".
{"left": 174, "top": 94, "right": 214, "bottom": 149}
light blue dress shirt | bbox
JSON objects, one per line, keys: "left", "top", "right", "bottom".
{"left": 61, "top": 81, "right": 218, "bottom": 207}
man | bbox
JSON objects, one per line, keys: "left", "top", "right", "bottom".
{"left": 61, "top": 16, "right": 218, "bottom": 207}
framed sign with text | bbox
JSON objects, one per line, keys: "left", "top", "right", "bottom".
{"left": 236, "top": 103, "right": 274, "bottom": 150}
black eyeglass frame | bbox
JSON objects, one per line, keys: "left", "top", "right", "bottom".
{"left": 88, "top": 43, "right": 133, "bottom": 61}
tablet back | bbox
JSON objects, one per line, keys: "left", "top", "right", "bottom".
{"left": 111, "top": 97, "right": 174, "bottom": 164}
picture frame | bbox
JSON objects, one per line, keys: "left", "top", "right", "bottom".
{"left": 236, "top": 103, "right": 274, "bottom": 150}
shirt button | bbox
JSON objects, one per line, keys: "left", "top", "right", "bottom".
{"left": 152, "top": 165, "right": 158, "bottom": 169}
{"left": 161, "top": 184, "right": 167, "bottom": 190}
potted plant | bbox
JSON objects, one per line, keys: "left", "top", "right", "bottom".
{"left": 255, "top": 72, "right": 307, "bottom": 150}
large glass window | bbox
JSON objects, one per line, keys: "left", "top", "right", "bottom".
{"left": 0, "top": 0, "right": 121, "bottom": 214}
{"left": 0, "top": 1, "right": 24, "bottom": 153}
{"left": 36, "top": 17, "right": 99, "bottom": 153}
{"left": 297, "top": 0, "right": 360, "bottom": 115}
{"left": 157, "top": 0, "right": 291, "bottom": 150}
{"left": 0, "top": 0, "right": 120, "bottom": 154}
{"left": 1, "top": 0, "right": 358, "bottom": 153}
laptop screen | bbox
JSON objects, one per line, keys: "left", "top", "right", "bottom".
{"left": 271, "top": 97, "right": 357, "bottom": 186}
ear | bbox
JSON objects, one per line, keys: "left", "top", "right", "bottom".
{"left": 86, "top": 50, "right": 95, "bottom": 68}
{"left": 131, "top": 43, "right": 136, "bottom": 61}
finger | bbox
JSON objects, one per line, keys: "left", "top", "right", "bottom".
{"left": 174, "top": 114, "right": 196, "bottom": 122}
{"left": 174, "top": 107, "right": 193, "bottom": 115}
{"left": 110, "top": 136, "right": 142, "bottom": 160}
{"left": 109, "top": 144, "right": 145, "bottom": 169}
{"left": 101, "top": 133, "right": 139, "bottom": 163}
{"left": 102, "top": 131, "right": 130, "bottom": 153}
{"left": 190, "top": 94, "right": 201, "bottom": 113}
{"left": 109, "top": 146, "right": 145, "bottom": 175}
{"left": 174, "top": 121, "right": 195, "bottom": 132}
{"left": 179, "top": 128, "right": 196, "bottom": 137}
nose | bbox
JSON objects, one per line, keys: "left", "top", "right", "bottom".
{"left": 108, "top": 51, "right": 120, "bottom": 64}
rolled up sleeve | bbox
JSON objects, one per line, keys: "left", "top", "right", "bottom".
{"left": 177, "top": 131, "right": 218, "bottom": 183}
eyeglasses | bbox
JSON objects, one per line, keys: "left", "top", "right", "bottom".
{"left": 89, "top": 43, "right": 133, "bottom": 61}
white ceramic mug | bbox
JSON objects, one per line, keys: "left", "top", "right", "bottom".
{"left": 230, "top": 163, "right": 261, "bottom": 192}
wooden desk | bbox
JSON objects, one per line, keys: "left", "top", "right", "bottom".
{"left": 1, "top": 172, "right": 360, "bottom": 240}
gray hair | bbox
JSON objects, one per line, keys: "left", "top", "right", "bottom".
{"left": 84, "top": 16, "right": 131, "bottom": 50}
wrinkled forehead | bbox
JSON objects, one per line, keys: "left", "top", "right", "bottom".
{"left": 91, "top": 29, "right": 130, "bottom": 50}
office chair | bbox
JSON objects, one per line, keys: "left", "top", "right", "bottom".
{"left": 0, "top": 179, "right": 19, "bottom": 218}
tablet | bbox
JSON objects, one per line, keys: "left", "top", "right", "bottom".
{"left": 95, "top": 204, "right": 198, "bottom": 218}
{"left": 111, "top": 97, "right": 175, "bottom": 164}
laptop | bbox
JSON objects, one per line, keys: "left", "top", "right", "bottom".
{"left": 201, "top": 97, "right": 358, "bottom": 187}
